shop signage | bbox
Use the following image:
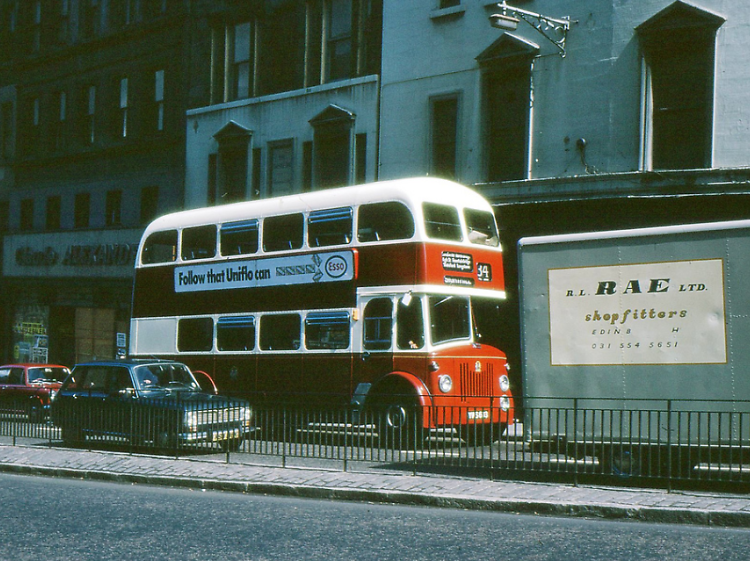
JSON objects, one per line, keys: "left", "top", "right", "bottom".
{"left": 15, "top": 243, "right": 138, "bottom": 267}
{"left": 3, "top": 229, "right": 143, "bottom": 278}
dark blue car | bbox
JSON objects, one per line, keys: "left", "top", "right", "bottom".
{"left": 52, "top": 359, "right": 252, "bottom": 452}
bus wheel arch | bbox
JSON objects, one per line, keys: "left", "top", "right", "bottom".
{"left": 365, "top": 373, "right": 431, "bottom": 449}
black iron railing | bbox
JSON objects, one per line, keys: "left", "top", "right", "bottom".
{"left": 3, "top": 396, "right": 750, "bottom": 491}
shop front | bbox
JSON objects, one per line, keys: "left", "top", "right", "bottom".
{"left": 1, "top": 229, "right": 142, "bottom": 368}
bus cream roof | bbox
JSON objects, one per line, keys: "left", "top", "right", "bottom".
{"left": 143, "top": 177, "right": 492, "bottom": 234}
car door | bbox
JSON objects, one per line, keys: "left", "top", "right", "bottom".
{"left": 101, "top": 366, "right": 138, "bottom": 441}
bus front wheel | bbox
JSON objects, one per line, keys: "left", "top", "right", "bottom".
{"left": 373, "top": 398, "right": 423, "bottom": 450}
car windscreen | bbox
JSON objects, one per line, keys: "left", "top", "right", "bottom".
{"left": 27, "top": 367, "right": 69, "bottom": 383}
{"left": 133, "top": 364, "right": 200, "bottom": 391}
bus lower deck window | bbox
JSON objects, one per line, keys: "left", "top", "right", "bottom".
{"left": 260, "top": 314, "right": 301, "bottom": 350}
{"left": 178, "top": 317, "right": 214, "bottom": 352}
{"left": 305, "top": 311, "right": 350, "bottom": 350}
{"left": 363, "top": 298, "right": 393, "bottom": 351}
{"left": 217, "top": 316, "right": 256, "bottom": 351}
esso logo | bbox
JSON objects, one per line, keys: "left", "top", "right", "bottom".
{"left": 325, "top": 255, "right": 348, "bottom": 278}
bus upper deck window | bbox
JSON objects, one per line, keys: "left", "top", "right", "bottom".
{"left": 217, "top": 316, "right": 256, "bottom": 352}
{"left": 423, "top": 203, "right": 462, "bottom": 242}
{"left": 357, "top": 202, "right": 414, "bottom": 242}
{"left": 221, "top": 219, "right": 259, "bottom": 256}
{"left": 308, "top": 207, "right": 352, "bottom": 247}
{"left": 181, "top": 225, "right": 217, "bottom": 261}
{"left": 142, "top": 230, "right": 177, "bottom": 264}
{"left": 263, "top": 213, "right": 304, "bottom": 252}
{"left": 464, "top": 208, "right": 500, "bottom": 247}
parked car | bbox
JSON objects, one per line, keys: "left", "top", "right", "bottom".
{"left": 0, "top": 364, "right": 70, "bottom": 421}
{"left": 51, "top": 359, "right": 252, "bottom": 451}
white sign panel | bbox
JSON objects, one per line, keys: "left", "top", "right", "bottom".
{"left": 548, "top": 259, "right": 727, "bottom": 365}
{"left": 174, "top": 251, "right": 354, "bottom": 293}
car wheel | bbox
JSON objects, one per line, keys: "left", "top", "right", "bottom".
{"left": 221, "top": 437, "right": 243, "bottom": 453}
{"left": 156, "top": 430, "right": 178, "bottom": 452}
{"left": 61, "top": 426, "right": 83, "bottom": 446}
{"left": 27, "top": 399, "right": 44, "bottom": 423}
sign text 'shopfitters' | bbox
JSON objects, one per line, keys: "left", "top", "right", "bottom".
{"left": 547, "top": 259, "right": 727, "bottom": 366}
{"left": 174, "top": 251, "right": 354, "bottom": 293}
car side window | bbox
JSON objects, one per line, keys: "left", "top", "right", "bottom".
{"left": 108, "top": 367, "right": 134, "bottom": 393}
{"left": 8, "top": 368, "right": 24, "bottom": 385}
{"left": 0, "top": 368, "right": 10, "bottom": 383}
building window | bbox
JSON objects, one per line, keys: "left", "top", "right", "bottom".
{"left": 32, "top": 97, "right": 40, "bottom": 127}
{"left": 326, "top": 0, "right": 353, "bottom": 81}
{"left": 637, "top": 3, "right": 724, "bottom": 171}
{"left": 439, "top": 0, "right": 460, "bottom": 7}
{"left": 105, "top": 190, "right": 122, "bottom": 226}
{"left": 84, "top": 85, "right": 96, "bottom": 144}
{"left": 231, "top": 22, "right": 253, "bottom": 100}
{"left": 46, "top": 196, "right": 61, "bottom": 230}
{"left": 31, "top": 1, "right": 41, "bottom": 52}
{"left": 53, "top": 0, "right": 69, "bottom": 45}
{"left": 74, "top": 192, "right": 90, "bottom": 229}
{"left": 310, "top": 104, "right": 354, "bottom": 189}
{"left": 477, "top": 35, "right": 536, "bottom": 182}
{"left": 140, "top": 186, "right": 159, "bottom": 225}
{"left": 213, "top": 1, "right": 381, "bottom": 99}
{"left": 80, "top": 0, "right": 101, "bottom": 39}
{"left": 430, "top": 96, "right": 459, "bottom": 180}
{"left": 0, "top": 201, "right": 8, "bottom": 233}
{"left": 154, "top": 69, "right": 165, "bottom": 131}
{"left": 0, "top": 102, "right": 13, "bottom": 160}
{"left": 118, "top": 77, "right": 129, "bottom": 138}
{"left": 268, "top": 140, "right": 294, "bottom": 197}
{"left": 212, "top": 121, "right": 251, "bottom": 204}
{"left": 20, "top": 198, "right": 34, "bottom": 231}
{"left": 54, "top": 91, "right": 67, "bottom": 150}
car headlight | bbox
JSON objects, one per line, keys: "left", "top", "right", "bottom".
{"left": 184, "top": 411, "right": 198, "bottom": 431}
{"left": 241, "top": 407, "right": 252, "bottom": 424}
{"left": 438, "top": 374, "right": 453, "bottom": 393}
{"left": 499, "top": 374, "right": 510, "bottom": 393}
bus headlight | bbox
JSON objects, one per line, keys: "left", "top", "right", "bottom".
{"left": 438, "top": 375, "right": 453, "bottom": 393}
{"left": 499, "top": 374, "right": 510, "bottom": 393}
{"left": 499, "top": 395, "right": 511, "bottom": 412}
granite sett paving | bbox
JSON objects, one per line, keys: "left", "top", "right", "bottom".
{"left": 1, "top": 444, "right": 750, "bottom": 528}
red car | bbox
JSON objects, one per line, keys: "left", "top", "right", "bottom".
{"left": 0, "top": 364, "right": 71, "bottom": 422}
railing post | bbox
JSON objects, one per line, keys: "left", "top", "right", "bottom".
{"left": 573, "top": 398, "right": 579, "bottom": 487}
{"left": 667, "top": 399, "right": 673, "bottom": 493}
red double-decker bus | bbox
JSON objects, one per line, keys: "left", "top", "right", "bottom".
{"left": 130, "top": 177, "right": 513, "bottom": 443}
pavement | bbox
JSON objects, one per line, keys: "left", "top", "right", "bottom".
{"left": 2, "top": 443, "right": 750, "bottom": 528}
